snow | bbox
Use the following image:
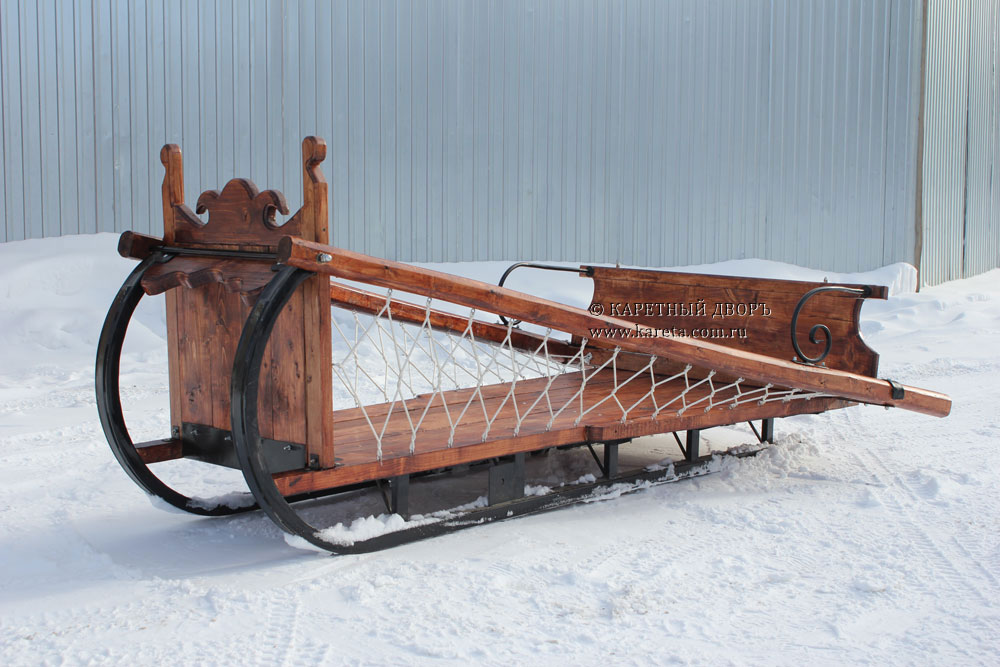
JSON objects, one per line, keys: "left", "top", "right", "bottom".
{"left": 1, "top": 233, "right": 998, "bottom": 665}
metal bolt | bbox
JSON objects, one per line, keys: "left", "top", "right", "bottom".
{"left": 283, "top": 444, "right": 293, "bottom": 451}
{"left": 317, "top": 252, "right": 332, "bottom": 263}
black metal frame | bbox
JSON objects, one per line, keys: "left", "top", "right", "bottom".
{"left": 748, "top": 418, "right": 775, "bottom": 444}
{"left": 157, "top": 245, "right": 278, "bottom": 261}
{"left": 496, "top": 262, "right": 594, "bottom": 326}
{"left": 95, "top": 252, "right": 258, "bottom": 516}
{"left": 790, "top": 285, "right": 871, "bottom": 365}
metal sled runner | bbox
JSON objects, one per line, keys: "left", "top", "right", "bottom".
{"left": 96, "top": 138, "right": 952, "bottom": 553}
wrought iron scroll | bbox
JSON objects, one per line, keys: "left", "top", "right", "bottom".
{"left": 790, "top": 285, "right": 872, "bottom": 365}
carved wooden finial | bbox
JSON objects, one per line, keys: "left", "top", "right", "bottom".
{"left": 160, "top": 143, "right": 182, "bottom": 166}
{"left": 195, "top": 178, "right": 290, "bottom": 226}
{"left": 302, "top": 136, "right": 327, "bottom": 167}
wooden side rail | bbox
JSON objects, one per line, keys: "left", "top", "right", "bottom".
{"left": 280, "top": 237, "right": 951, "bottom": 418}
{"left": 329, "top": 281, "right": 581, "bottom": 359}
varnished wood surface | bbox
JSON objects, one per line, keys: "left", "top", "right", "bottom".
{"left": 275, "top": 369, "right": 850, "bottom": 494}
{"left": 330, "top": 280, "right": 581, "bottom": 359}
{"left": 280, "top": 237, "right": 952, "bottom": 418}
{"left": 151, "top": 138, "right": 336, "bottom": 459}
{"left": 587, "top": 266, "right": 884, "bottom": 377}
{"left": 141, "top": 257, "right": 275, "bottom": 298}
{"left": 160, "top": 145, "right": 185, "bottom": 431}
{"left": 299, "top": 137, "right": 336, "bottom": 468}
{"left": 135, "top": 438, "right": 183, "bottom": 464}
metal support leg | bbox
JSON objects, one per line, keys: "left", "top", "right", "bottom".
{"left": 488, "top": 453, "right": 525, "bottom": 505}
{"left": 390, "top": 475, "right": 410, "bottom": 518}
{"left": 603, "top": 442, "right": 619, "bottom": 479}
{"left": 685, "top": 430, "right": 700, "bottom": 462}
{"left": 761, "top": 418, "right": 774, "bottom": 444}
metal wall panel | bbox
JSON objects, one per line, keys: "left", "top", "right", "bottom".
{"left": 1, "top": 0, "right": 925, "bottom": 276}
{"left": 921, "top": 0, "right": 972, "bottom": 284}
{"left": 961, "top": 0, "right": 1000, "bottom": 278}
{"left": 921, "top": 0, "right": 1000, "bottom": 285}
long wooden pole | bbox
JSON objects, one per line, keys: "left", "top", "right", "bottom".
{"left": 281, "top": 237, "right": 951, "bottom": 418}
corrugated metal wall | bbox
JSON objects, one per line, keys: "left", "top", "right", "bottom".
{"left": 921, "top": 0, "right": 1000, "bottom": 285}
{"left": 1, "top": 0, "right": 923, "bottom": 272}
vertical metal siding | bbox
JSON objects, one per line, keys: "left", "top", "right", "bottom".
{"left": 921, "top": 0, "right": 1000, "bottom": 285}
{"left": 962, "top": 0, "right": 1000, "bottom": 278}
{"left": 922, "top": 0, "right": 972, "bottom": 284}
{"left": 1, "top": 0, "right": 926, "bottom": 277}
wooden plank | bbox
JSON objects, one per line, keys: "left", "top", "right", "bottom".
{"left": 280, "top": 238, "right": 951, "bottom": 417}
{"left": 588, "top": 397, "right": 854, "bottom": 441}
{"left": 274, "top": 394, "right": 852, "bottom": 494}
{"left": 328, "top": 370, "right": 766, "bottom": 458}
{"left": 299, "top": 137, "right": 336, "bottom": 469}
{"left": 209, "top": 283, "right": 245, "bottom": 431}
{"left": 276, "top": 427, "right": 590, "bottom": 493}
{"left": 330, "top": 372, "right": 614, "bottom": 428}
{"left": 134, "top": 438, "right": 184, "bottom": 465}
{"left": 161, "top": 146, "right": 185, "bottom": 431}
{"left": 587, "top": 267, "right": 884, "bottom": 376}
{"left": 329, "top": 281, "right": 581, "bottom": 358}
{"left": 117, "top": 232, "right": 163, "bottom": 260}
{"left": 263, "top": 289, "right": 307, "bottom": 444}
{"left": 588, "top": 265, "right": 889, "bottom": 297}
{"left": 329, "top": 377, "right": 621, "bottom": 452}
{"left": 176, "top": 286, "right": 215, "bottom": 427}
{"left": 141, "top": 257, "right": 276, "bottom": 296}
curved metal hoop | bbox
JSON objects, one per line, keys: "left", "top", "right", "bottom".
{"left": 95, "top": 253, "right": 258, "bottom": 516}
{"left": 230, "top": 267, "right": 473, "bottom": 553}
{"left": 790, "top": 285, "right": 871, "bottom": 365}
{"left": 229, "top": 266, "right": 338, "bottom": 549}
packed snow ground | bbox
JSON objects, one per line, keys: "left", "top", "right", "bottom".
{"left": 0, "top": 234, "right": 998, "bottom": 665}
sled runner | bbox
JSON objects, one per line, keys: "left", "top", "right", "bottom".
{"left": 96, "top": 137, "right": 951, "bottom": 553}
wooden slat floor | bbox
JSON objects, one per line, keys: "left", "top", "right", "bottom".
{"left": 276, "top": 370, "right": 848, "bottom": 493}
{"left": 331, "top": 369, "right": 754, "bottom": 467}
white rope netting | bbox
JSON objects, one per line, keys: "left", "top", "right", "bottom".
{"left": 330, "top": 293, "right": 829, "bottom": 461}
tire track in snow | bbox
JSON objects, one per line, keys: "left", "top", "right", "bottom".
{"left": 253, "top": 587, "right": 302, "bottom": 667}
{"left": 848, "top": 445, "right": 998, "bottom": 612}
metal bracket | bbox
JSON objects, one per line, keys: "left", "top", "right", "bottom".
{"left": 587, "top": 441, "right": 621, "bottom": 479}
{"left": 748, "top": 418, "right": 775, "bottom": 444}
{"left": 181, "top": 422, "right": 307, "bottom": 473}
{"left": 685, "top": 430, "right": 700, "bottom": 462}
{"left": 672, "top": 430, "right": 701, "bottom": 461}
{"left": 761, "top": 417, "right": 774, "bottom": 444}
{"left": 886, "top": 379, "right": 905, "bottom": 400}
{"left": 378, "top": 475, "right": 410, "bottom": 518}
{"left": 488, "top": 453, "right": 526, "bottom": 505}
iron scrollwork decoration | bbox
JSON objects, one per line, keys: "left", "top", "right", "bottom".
{"left": 496, "top": 262, "right": 593, "bottom": 326}
{"left": 790, "top": 285, "right": 872, "bottom": 365}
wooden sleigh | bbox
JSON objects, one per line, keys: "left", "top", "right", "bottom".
{"left": 96, "top": 137, "right": 951, "bottom": 553}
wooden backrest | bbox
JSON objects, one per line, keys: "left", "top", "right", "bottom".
{"left": 586, "top": 266, "right": 887, "bottom": 377}
{"left": 139, "top": 137, "right": 334, "bottom": 468}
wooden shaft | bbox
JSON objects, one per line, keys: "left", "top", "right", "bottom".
{"left": 329, "top": 281, "right": 580, "bottom": 358}
{"left": 281, "top": 237, "right": 951, "bottom": 418}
